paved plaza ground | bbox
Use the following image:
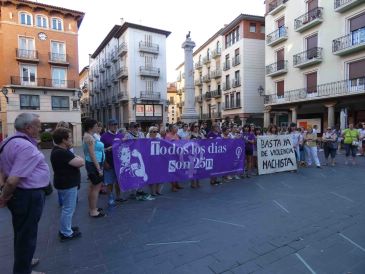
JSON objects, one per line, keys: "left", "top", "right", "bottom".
{"left": 0, "top": 148, "right": 365, "bottom": 274}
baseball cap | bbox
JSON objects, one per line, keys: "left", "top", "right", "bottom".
{"left": 108, "top": 119, "right": 118, "bottom": 125}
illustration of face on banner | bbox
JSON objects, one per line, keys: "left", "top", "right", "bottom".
{"left": 112, "top": 139, "right": 245, "bottom": 191}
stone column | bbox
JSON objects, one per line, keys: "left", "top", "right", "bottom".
{"left": 325, "top": 102, "right": 336, "bottom": 128}
{"left": 264, "top": 106, "right": 271, "bottom": 128}
{"left": 181, "top": 33, "right": 199, "bottom": 124}
{"left": 290, "top": 107, "right": 297, "bottom": 123}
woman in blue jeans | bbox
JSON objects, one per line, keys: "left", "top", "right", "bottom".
{"left": 50, "top": 127, "right": 85, "bottom": 241}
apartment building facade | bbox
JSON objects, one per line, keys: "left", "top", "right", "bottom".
{"left": 0, "top": 0, "right": 84, "bottom": 144}
{"left": 88, "top": 22, "right": 171, "bottom": 129}
{"left": 79, "top": 65, "right": 90, "bottom": 122}
{"left": 166, "top": 82, "right": 181, "bottom": 124}
{"left": 264, "top": 0, "right": 365, "bottom": 130}
{"left": 176, "top": 14, "right": 265, "bottom": 126}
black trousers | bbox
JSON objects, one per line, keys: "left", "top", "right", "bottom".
{"left": 7, "top": 188, "right": 45, "bottom": 274}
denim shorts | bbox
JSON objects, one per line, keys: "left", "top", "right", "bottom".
{"left": 85, "top": 161, "right": 103, "bottom": 185}
{"left": 103, "top": 168, "right": 117, "bottom": 185}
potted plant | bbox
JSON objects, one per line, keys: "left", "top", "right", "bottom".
{"left": 39, "top": 131, "right": 53, "bottom": 149}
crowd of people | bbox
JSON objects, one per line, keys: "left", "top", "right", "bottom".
{"left": 0, "top": 112, "right": 364, "bottom": 274}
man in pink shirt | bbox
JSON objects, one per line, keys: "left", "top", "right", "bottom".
{"left": 0, "top": 113, "right": 50, "bottom": 274}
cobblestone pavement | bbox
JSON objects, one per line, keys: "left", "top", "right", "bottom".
{"left": 0, "top": 148, "right": 365, "bottom": 274}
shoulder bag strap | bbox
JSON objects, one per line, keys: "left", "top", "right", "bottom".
{"left": 0, "top": 136, "right": 31, "bottom": 154}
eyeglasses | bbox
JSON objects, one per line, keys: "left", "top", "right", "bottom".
{"left": 194, "top": 125, "right": 199, "bottom": 128}
{"left": 327, "top": 128, "right": 331, "bottom": 130}
{"left": 151, "top": 131, "right": 158, "bottom": 133}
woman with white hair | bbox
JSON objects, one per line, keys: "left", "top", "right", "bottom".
{"left": 148, "top": 126, "right": 163, "bottom": 196}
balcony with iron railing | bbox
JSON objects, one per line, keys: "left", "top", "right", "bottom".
{"left": 111, "top": 73, "right": 118, "bottom": 83}
{"left": 117, "top": 66, "right": 128, "bottom": 79}
{"left": 118, "top": 92, "right": 129, "bottom": 102}
{"left": 204, "top": 92, "right": 212, "bottom": 101}
{"left": 268, "top": 0, "right": 288, "bottom": 15}
{"left": 16, "top": 49, "right": 39, "bottom": 63}
{"left": 139, "top": 41, "right": 159, "bottom": 54}
{"left": 195, "top": 95, "right": 203, "bottom": 103}
{"left": 293, "top": 47, "right": 323, "bottom": 68}
{"left": 334, "top": 0, "right": 365, "bottom": 12}
{"left": 203, "top": 55, "right": 211, "bottom": 64}
{"left": 99, "top": 64, "right": 105, "bottom": 73}
{"left": 223, "top": 60, "right": 231, "bottom": 71}
{"left": 211, "top": 89, "right": 222, "bottom": 98}
{"left": 212, "top": 112, "right": 222, "bottom": 118}
{"left": 232, "top": 55, "right": 240, "bottom": 67}
{"left": 10, "top": 76, "right": 76, "bottom": 89}
{"left": 48, "top": 52, "right": 69, "bottom": 65}
{"left": 202, "top": 73, "right": 211, "bottom": 83}
{"left": 212, "top": 48, "right": 222, "bottom": 58}
{"left": 266, "top": 60, "right": 288, "bottom": 77}
{"left": 332, "top": 29, "right": 365, "bottom": 56}
{"left": 266, "top": 27, "right": 288, "bottom": 46}
{"left": 265, "top": 78, "right": 365, "bottom": 105}
{"left": 222, "top": 81, "right": 231, "bottom": 91}
{"left": 105, "top": 58, "right": 111, "bottom": 68}
{"left": 195, "top": 61, "right": 203, "bottom": 70}
{"left": 111, "top": 50, "right": 118, "bottom": 62}
{"left": 118, "top": 43, "right": 128, "bottom": 56}
{"left": 232, "top": 78, "right": 241, "bottom": 88}
{"left": 195, "top": 77, "right": 203, "bottom": 86}
{"left": 294, "top": 7, "right": 323, "bottom": 32}
{"left": 211, "top": 69, "right": 222, "bottom": 79}
{"left": 140, "top": 91, "right": 161, "bottom": 100}
{"left": 223, "top": 101, "right": 241, "bottom": 110}
{"left": 139, "top": 66, "right": 160, "bottom": 78}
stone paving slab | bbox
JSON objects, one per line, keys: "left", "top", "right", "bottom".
{"left": 0, "top": 148, "right": 364, "bottom": 273}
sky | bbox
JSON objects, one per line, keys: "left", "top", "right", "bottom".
{"left": 37, "top": 0, "right": 265, "bottom": 82}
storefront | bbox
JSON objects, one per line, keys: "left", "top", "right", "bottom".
{"left": 135, "top": 104, "right": 163, "bottom": 131}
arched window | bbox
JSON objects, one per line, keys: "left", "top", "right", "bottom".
{"left": 207, "top": 48, "right": 210, "bottom": 59}
{"left": 51, "top": 17, "right": 63, "bottom": 31}
{"left": 19, "top": 12, "right": 32, "bottom": 26}
{"left": 36, "top": 15, "right": 48, "bottom": 28}
{"left": 199, "top": 55, "right": 202, "bottom": 62}
{"left": 216, "top": 41, "right": 220, "bottom": 51}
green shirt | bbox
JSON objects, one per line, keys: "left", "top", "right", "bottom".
{"left": 343, "top": 129, "right": 359, "bottom": 144}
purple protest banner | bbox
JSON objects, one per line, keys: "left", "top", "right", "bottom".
{"left": 112, "top": 138, "right": 245, "bottom": 191}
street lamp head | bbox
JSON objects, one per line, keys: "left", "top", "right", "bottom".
{"left": 77, "top": 89, "right": 83, "bottom": 99}
{"left": 258, "top": 85, "right": 264, "bottom": 96}
{"left": 133, "top": 96, "right": 137, "bottom": 104}
{"left": 1, "top": 87, "right": 8, "bottom": 96}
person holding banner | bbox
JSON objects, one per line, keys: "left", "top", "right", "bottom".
{"left": 304, "top": 127, "right": 321, "bottom": 168}
{"left": 266, "top": 124, "right": 279, "bottom": 135}
{"left": 147, "top": 126, "right": 163, "bottom": 196}
{"left": 207, "top": 124, "right": 221, "bottom": 185}
{"left": 82, "top": 119, "right": 106, "bottom": 218}
{"left": 124, "top": 123, "right": 154, "bottom": 201}
{"left": 221, "top": 127, "right": 234, "bottom": 181}
{"left": 165, "top": 125, "right": 184, "bottom": 192}
{"left": 190, "top": 123, "right": 205, "bottom": 188}
{"left": 288, "top": 123, "right": 301, "bottom": 164}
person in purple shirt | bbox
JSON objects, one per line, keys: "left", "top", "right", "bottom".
{"left": 207, "top": 124, "right": 221, "bottom": 185}
{"left": 0, "top": 113, "right": 50, "bottom": 274}
{"left": 100, "top": 119, "right": 124, "bottom": 206}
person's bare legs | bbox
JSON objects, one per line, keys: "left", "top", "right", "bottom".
{"left": 89, "top": 183, "right": 102, "bottom": 215}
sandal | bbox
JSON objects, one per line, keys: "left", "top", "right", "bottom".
{"left": 31, "top": 258, "right": 40, "bottom": 267}
{"left": 89, "top": 211, "right": 106, "bottom": 218}
{"left": 31, "top": 271, "right": 45, "bottom": 274}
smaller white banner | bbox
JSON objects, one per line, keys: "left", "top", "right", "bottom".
{"left": 257, "top": 135, "right": 297, "bottom": 175}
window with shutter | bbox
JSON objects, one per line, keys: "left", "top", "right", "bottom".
{"left": 276, "top": 80, "right": 284, "bottom": 98}
{"left": 306, "top": 72, "right": 317, "bottom": 93}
